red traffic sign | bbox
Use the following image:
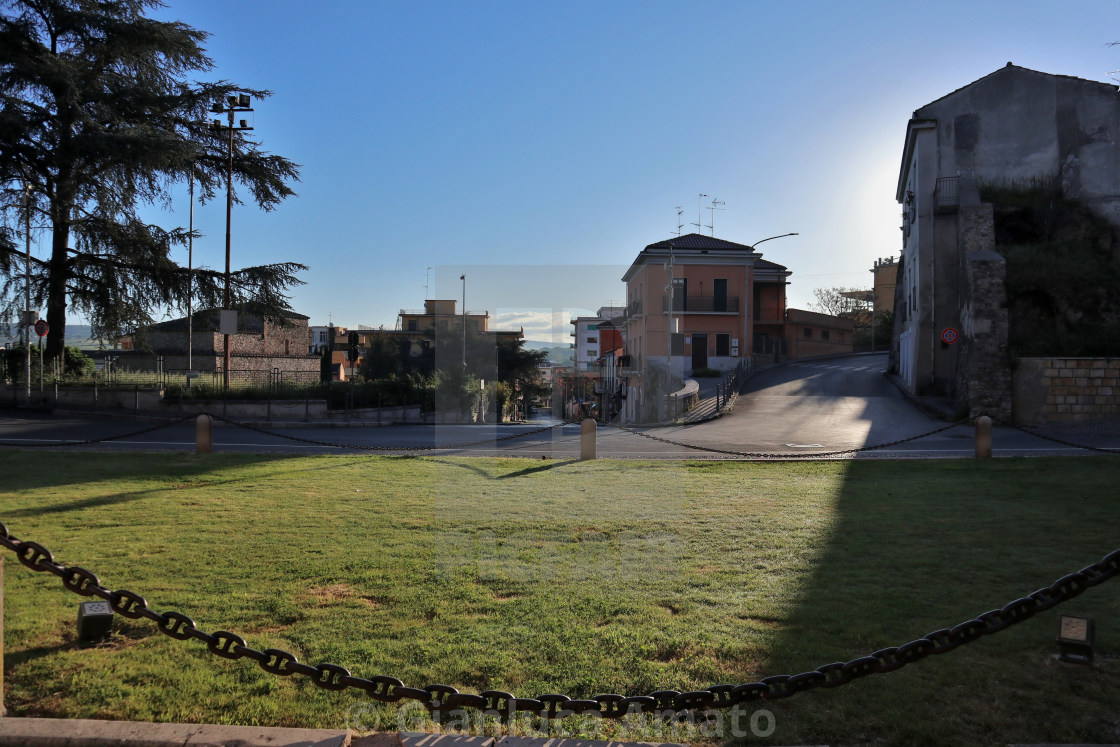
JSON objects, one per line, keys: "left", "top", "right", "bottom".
{"left": 34, "top": 319, "right": 49, "bottom": 337}
{"left": 941, "top": 327, "right": 959, "bottom": 345}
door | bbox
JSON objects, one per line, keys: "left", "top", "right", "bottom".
{"left": 691, "top": 333, "right": 708, "bottom": 369}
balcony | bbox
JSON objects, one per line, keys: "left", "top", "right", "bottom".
{"left": 934, "top": 177, "right": 959, "bottom": 213}
{"left": 661, "top": 295, "right": 740, "bottom": 313}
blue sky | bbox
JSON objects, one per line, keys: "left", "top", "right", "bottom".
{"left": 112, "top": 0, "right": 1120, "bottom": 341}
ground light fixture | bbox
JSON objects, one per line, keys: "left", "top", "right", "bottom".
{"left": 1056, "top": 613, "right": 1094, "bottom": 664}
{"left": 77, "top": 600, "right": 114, "bottom": 642}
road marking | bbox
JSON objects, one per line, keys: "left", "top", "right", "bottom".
{"left": 785, "top": 443, "right": 824, "bottom": 448}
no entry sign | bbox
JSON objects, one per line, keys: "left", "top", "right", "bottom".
{"left": 941, "top": 327, "right": 959, "bottom": 345}
{"left": 34, "top": 319, "right": 49, "bottom": 337}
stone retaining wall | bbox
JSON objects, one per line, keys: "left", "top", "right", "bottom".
{"left": 1012, "top": 357, "right": 1120, "bottom": 423}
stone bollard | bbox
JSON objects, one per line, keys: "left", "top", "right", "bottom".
{"left": 196, "top": 414, "right": 213, "bottom": 455}
{"left": 975, "top": 415, "right": 992, "bottom": 459}
{"left": 580, "top": 418, "right": 596, "bottom": 461}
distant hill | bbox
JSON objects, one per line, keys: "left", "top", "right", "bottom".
{"left": 523, "top": 339, "right": 573, "bottom": 365}
{"left": 66, "top": 324, "right": 94, "bottom": 342}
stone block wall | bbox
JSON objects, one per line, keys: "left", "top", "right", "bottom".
{"left": 1031, "top": 358, "right": 1120, "bottom": 420}
{"left": 954, "top": 205, "right": 1013, "bottom": 420}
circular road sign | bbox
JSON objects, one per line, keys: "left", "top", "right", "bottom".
{"left": 941, "top": 327, "right": 959, "bottom": 345}
{"left": 34, "top": 319, "right": 49, "bottom": 337}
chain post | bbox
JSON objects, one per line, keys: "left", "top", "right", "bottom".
{"left": 975, "top": 415, "right": 992, "bottom": 458}
{"left": 196, "top": 414, "right": 213, "bottom": 454}
{"left": 580, "top": 418, "right": 596, "bottom": 460}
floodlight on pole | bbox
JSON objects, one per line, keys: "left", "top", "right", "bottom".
{"left": 208, "top": 94, "right": 254, "bottom": 393}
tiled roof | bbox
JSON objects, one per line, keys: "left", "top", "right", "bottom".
{"left": 644, "top": 233, "right": 754, "bottom": 251}
{"left": 754, "top": 258, "right": 790, "bottom": 272}
{"left": 146, "top": 307, "right": 309, "bottom": 332}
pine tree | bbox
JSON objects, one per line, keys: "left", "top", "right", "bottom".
{"left": 0, "top": 0, "right": 305, "bottom": 360}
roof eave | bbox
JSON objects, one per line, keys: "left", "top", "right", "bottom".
{"left": 897, "top": 118, "right": 937, "bottom": 202}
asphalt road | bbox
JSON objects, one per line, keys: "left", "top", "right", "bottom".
{"left": 0, "top": 355, "right": 1117, "bottom": 458}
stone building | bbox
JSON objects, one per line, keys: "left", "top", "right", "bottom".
{"left": 894, "top": 63, "right": 1120, "bottom": 419}
{"left": 125, "top": 308, "right": 320, "bottom": 382}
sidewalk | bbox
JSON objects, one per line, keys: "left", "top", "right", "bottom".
{"left": 0, "top": 719, "right": 683, "bottom": 747}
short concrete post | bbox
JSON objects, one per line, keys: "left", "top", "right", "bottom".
{"left": 580, "top": 417, "right": 596, "bottom": 461}
{"left": 975, "top": 415, "right": 992, "bottom": 459}
{"left": 196, "top": 414, "right": 213, "bottom": 454}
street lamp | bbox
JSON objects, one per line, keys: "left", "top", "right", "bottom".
{"left": 209, "top": 94, "right": 254, "bottom": 393}
{"left": 460, "top": 274, "right": 466, "bottom": 368}
{"left": 749, "top": 232, "right": 799, "bottom": 248}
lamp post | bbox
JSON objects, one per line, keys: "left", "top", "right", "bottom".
{"left": 460, "top": 274, "right": 466, "bottom": 368}
{"left": 209, "top": 94, "right": 254, "bottom": 393}
{"left": 23, "top": 184, "right": 31, "bottom": 404}
{"left": 187, "top": 167, "right": 195, "bottom": 374}
{"left": 747, "top": 233, "right": 798, "bottom": 362}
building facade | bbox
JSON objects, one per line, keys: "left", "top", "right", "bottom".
{"left": 619, "top": 233, "right": 790, "bottom": 421}
{"left": 894, "top": 64, "right": 1120, "bottom": 414}
{"left": 127, "top": 309, "right": 319, "bottom": 382}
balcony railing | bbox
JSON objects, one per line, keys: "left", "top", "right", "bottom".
{"left": 661, "top": 295, "right": 740, "bottom": 313}
{"left": 934, "top": 177, "right": 959, "bottom": 213}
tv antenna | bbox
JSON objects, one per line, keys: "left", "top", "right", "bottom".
{"left": 425, "top": 266, "right": 432, "bottom": 299}
{"left": 672, "top": 206, "right": 684, "bottom": 236}
{"left": 692, "top": 193, "right": 708, "bottom": 233}
{"left": 707, "top": 197, "right": 725, "bottom": 236}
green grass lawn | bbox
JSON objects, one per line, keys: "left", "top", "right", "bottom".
{"left": 1, "top": 452, "right": 1118, "bottom": 745}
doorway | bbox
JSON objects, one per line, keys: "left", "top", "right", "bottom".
{"left": 691, "top": 333, "right": 708, "bottom": 370}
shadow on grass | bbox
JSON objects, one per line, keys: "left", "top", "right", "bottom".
{"left": 757, "top": 457, "right": 1120, "bottom": 745}
{"left": 0, "top": 451, "right": 380, "bottom": 524}
{"left": 426, "top": 457, "right": 579, "bottom": 480}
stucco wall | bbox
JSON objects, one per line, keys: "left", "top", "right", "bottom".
{"left": 917, "top": 65, "right": 1120, "bottom": 228}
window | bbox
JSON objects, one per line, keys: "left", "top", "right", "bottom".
{"left": 587, "top": 337, "right": 596, "bottom": 343}
{"left": 408, "top": 319, "right": 417, "bottom": 331}
{"left": 821, "top": 330, "right": 830, "bottom": 340}
{"left": 713, "top": 279, "right": 728, "bottom": 312}
{"left": 715, "top": 333, "right": 730, "bottom": 356}
{"left": 803, "top": 328, "right": 812, "bottom": 338}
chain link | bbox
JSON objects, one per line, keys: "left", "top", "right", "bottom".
{"left": 2, "top": 519, "right": 1116, "bottom": 718}
{"left": 0, "top": 411, "right": 572, "bottom": 453}
{"left": 205, "top": 412, "right": 574, "bottom": 451}
{"left": 989, "top": 415, "right": 1120, "bottom": 455}
{"left": 603, "top": 417, "right": 973, "bottom": 459}
{"left": 0, "top": 415, "right": 195, "bottom": 448}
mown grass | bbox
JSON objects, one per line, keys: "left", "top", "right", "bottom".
{"left": 0, "top": 452, "right": 1118, "bottom": 745}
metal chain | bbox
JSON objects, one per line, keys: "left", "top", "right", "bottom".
{"left": 989, "top": 416, "right": 1120, "bottom": 455}
{"left": 0, "top": 415, "right": 195, "bottom": 448}
{"left": 204, "top": 412, "right": 573, "bottom": 452}
{"left": 2, "top": 520, "right": 1116, "bottom": 718}
{"left": 604, "top": 418, "right": 973, "bottom": 459}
